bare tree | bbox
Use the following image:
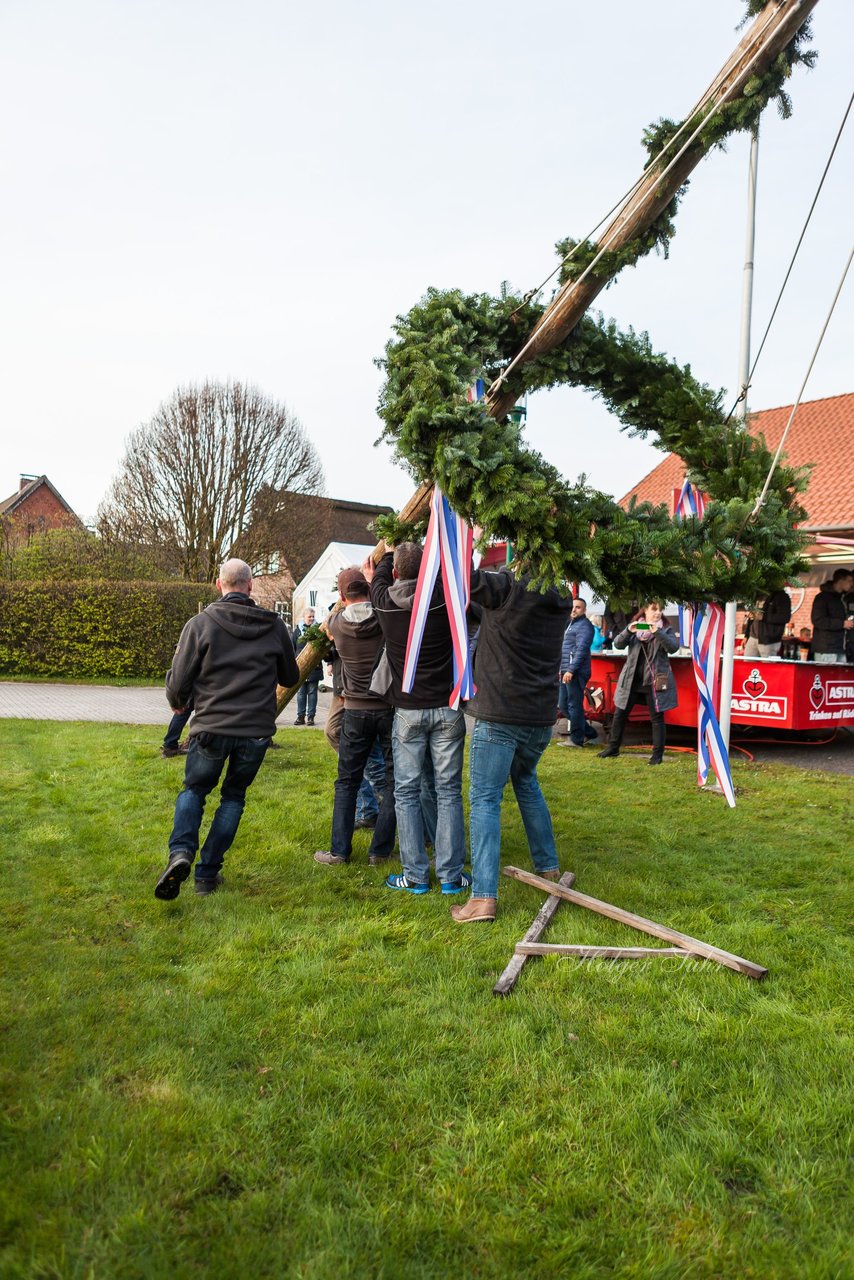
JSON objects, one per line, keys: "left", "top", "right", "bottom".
{"left": 99, "top": 381, "right": 325, "bottom": 581}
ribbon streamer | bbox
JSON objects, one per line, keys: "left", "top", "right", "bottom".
{"left": 402, "top": 486, "right": 476, "bottom": 710}
{"left": 674, "top": 480, "right": 735, "bottom": 806}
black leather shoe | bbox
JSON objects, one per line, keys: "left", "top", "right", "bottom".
{"left": 195, "top": 874, "right": 224, "bottom": 895}
{"left": 597, "top": 746, "right": 620, "bottom": 759}
{"left": 648, "top": 755, "right": 664, "bottom": 766}
{"left": 154, "top": 852, "right": 192, "bottom": 900}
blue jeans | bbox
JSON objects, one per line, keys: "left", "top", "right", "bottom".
{"left": 330, "top": 709, "right": 396, "bottom": 860}
{"left": 296, "top": 681, "right": 319, "bottom": 721}
{"left": 420, "top": 753, "right": 437, "bottom": 848}
{"left": 392, "top": 706, "right": 466, "bottom": 886}
{"left": 168, "top": 734, "right": 269, "bottom": 882}
{"left": 164, "top": 706, "right": 192, "bottom": 749}
{"left": 468, "top": 719, "right": 558, "bottom": 899}
{"left": 558, "top": 674, "right": 592, "bottom": 745}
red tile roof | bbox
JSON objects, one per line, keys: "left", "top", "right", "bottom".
{"left": 620, "top": 392, "right": 854, "bottom": 531}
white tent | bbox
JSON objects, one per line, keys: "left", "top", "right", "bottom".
{"left": 292, "top": 542, "right": 374, "bottom": 623}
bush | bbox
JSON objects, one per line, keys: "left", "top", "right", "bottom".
{"left": 0, "top": 581, "right": 218, "bottom": 679}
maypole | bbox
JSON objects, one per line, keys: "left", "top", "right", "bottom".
{"left": 276, "top": 0, "right": 819, "bottom": 714}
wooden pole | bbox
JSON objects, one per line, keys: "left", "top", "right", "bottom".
{"left": 503, "top": 866, "right": 768, "bottom": 980}
{"left": 516, "top": 943, "right": 692, "bottom": 960}
{"left": 492, "top": 870, "right": 576, "bottom": 996}
{"left": 486, "top": 0, "right": 820, "bottom": 420}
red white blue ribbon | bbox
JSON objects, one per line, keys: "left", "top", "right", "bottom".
{"left": 690, "top": 604, "right": 736, "bottom": 807}
{"left": 674, "top": 480, "right": 735, "bottom": 806}
{"left": 402, "top": 486, "right": 476, "bottom": 710}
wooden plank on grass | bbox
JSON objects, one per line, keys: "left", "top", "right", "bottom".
{"left": 516, "top": 943, "right": 692, "bottom": 959}
{"left": 503, "top": 866, "right": 768, "bottom": 981}
{"left": 492, "top": 871, "right": 576, "bottom": 997}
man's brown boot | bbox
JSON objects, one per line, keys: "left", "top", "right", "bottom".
{"left": 450, "top": 897, "right": 497, "bottom": 923}
{"left": 540, "top": 870, "right": 561, "bottom": 882}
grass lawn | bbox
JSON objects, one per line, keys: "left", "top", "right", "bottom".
{"left": 1, "top": 721, "right": 851, "bottom": 1279}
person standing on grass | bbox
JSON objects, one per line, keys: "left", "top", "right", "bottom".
{"left": 324, "top": 627, "right": 388, "bottom": 830}
{"left": 597, "top": 602, "right": 679, "bottom": 766}
{"left": 364, "top": 544, "right": 469, "bottom": 897}
{"left": 556, "top": 596, "right": 596, "bottom": 748}
{"left": 154, "top": 558, "right": 298, "bottom": 901}
{"left": 313, "top": 567, "right": 397, "bottom": 869}
{"left": 291, "top": 608, "right": 322, "bottom": 725}
{"left": 451, "top": 568, "right": 572, "bottom": 924}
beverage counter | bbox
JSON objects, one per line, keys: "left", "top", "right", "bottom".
{"left": 588, "top": 653, "right": 854, "bottom": 732}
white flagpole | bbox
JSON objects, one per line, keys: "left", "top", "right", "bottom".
{"left": 719, "top": 126, "right": 760, "bottom": 752}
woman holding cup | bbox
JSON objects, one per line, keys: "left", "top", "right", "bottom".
{"left": 597, "top": 602, "right": 679, "bottom": 765}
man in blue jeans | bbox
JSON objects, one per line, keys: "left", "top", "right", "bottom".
{"left": 451, "top": 568, "right": 573, "bottom": 923}
{"left": 366, "top": 544, "right": 469, "bottom": 896}
{"left": 154, "top": 558, "right": 298, "bottom": 900}
{"left": 557, "top": 596, "right": 596, "bottom": 748}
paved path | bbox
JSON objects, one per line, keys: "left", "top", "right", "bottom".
{"left": 1, "top": 683, "right": 851, "bottom": 774}
{"left": 0, "top": 682, "right": 334, "bottom": 731}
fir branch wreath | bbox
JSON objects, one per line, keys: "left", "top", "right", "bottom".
{"left": 374, "top": 7, "right": 814, "bottom": 606}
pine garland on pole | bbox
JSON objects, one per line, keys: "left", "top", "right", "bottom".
{"left": 277, "top": 0, "right": 818, "bottom": 710}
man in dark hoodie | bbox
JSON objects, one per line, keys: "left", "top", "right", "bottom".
{"left": 313, "top": 567, "right": 396, "bottom": 867}
{"left": 154, "top": 558, "right": 298, "bottom": 900}
{"left": 365, "top": 543, "right": 469, "bottom": 896}
{"left": 811, "top": 568, "right": 854, "bottom": 662}
{"left": 451, "top": 568, "right": 572, "bottom": 923}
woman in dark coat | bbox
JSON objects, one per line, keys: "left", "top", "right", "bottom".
{"left": 597, "top": 601, "right": 679, "bottom": 765}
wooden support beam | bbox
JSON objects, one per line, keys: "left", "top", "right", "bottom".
{"left": 516, "top": 943, "right": 692, "bottom": 960}
{"left": 503, "top": 866, "right": 768, "bottom": 981}
{"left": 486, "top": 0, "right": 820, "bottom": 419}
{"left": 492, "top": 870, "right": 576, "bottom": 996}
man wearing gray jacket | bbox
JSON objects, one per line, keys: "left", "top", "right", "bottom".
{"left": 154, "top": 558, "right": 298, "bottom": 900}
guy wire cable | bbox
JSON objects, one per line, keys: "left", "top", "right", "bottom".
{"left": 726, "top": 89, "right": 853, "bottom": 421}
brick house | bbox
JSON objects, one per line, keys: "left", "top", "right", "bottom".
{"left": 620, "top": 392, "right": 854, "bottom": 632}
{"left": 0, "top": 474, "right": 81, "bottom": 553}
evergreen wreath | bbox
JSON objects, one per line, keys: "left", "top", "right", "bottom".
{"left": 374, "top": 6, "right": 814, "bottom": 606}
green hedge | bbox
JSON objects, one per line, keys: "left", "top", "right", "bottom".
{"left": 0, "top": 581, "right": 218, "bottom": 679}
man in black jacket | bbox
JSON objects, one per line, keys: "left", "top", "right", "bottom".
{"left": 154, "top": 558, "right": 299, "bottom": 900}
{"left": 811, "top": 569, "right": 854, "bottom": 662}
{"left": 744, "top": 588, "right": 791, "bottom": 658}
{"left": 451, "top": 568, "right": 572, "bottom": 923}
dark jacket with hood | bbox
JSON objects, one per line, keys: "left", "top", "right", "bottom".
{"left": 370, "top": 552, "right": 453, "bottom": 709}
{"left": 326, "top": 601, "right": 390, "bottom": 712}
{"left": 612, "top": 624, "right": 679, "bottom": 713}
{"left": 811, "top": 581, "right": 849, "bottom": 656}
{"left": 466, "top": 569, "right": 573, "bottom": 726}
{"left": 753, "top": 589, "right": 792, "bottom": 646}
{"left": 166, "top": 593, "right": 298, "bottom": 738}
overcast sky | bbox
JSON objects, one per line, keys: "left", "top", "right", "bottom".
{"left": 1, "top": 0, "right": 851, "bottom": 525}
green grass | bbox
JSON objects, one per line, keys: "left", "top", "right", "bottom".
{"left": 1, "top": 722, "right": 851, "bottom": 1279}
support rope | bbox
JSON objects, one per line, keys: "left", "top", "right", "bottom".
{"left": 726, "top": 89, "right": 853, "bottom": 420}
{"left": 749, "top": 243, "right": 853, "bottom": 520}
{"left": 489, "top": 5, "right": 787, "bottom": 398}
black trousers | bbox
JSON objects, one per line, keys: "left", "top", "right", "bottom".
{"left": 330, "top": 708, "right": 396, "bottom": 859}
{"left": 608, "top": 688, "right": 666, "bottom": 760}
